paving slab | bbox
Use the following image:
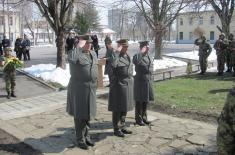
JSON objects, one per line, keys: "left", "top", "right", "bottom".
{"left": 0, "top": 90, "right": 218, "bottom": 155}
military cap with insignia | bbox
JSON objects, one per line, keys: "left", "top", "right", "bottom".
{"left": 116, "top": 39, "right": 129, "bottom": 47}
{"left": 78, "top": 35, "right": 93, "bottom": 43}
{"left": 139, "top": 41, "right": 149, "bottom": 48}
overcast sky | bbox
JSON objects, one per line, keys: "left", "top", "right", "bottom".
{"left": 96, "top": 0, "right": 114, "bottom": 25}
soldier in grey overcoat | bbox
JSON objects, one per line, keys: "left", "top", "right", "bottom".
{"left": 67, "top": 35, "right": 98, "bottom": 150}
{"left": 108, "top": 39, "right": 134, "bottom": 137}
{"left": 133, "top": 41, "right": 154, "bottom": 126}
{"left": 104, "top": 39, "right": 114, "bottom": 80}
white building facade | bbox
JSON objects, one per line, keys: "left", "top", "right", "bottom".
{"left": 176, "top": 10, "right": 235, "bottom": 44}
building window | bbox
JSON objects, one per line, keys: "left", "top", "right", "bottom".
{"left": 179, "top": 32, "right": 183, "bottom": 40}
{"left": 210, "top": 16, "right": 215, "bottom": 24}
{"left": 210, "top": 31, "right": 215, "bottom": 40}
{"left": 199, "top": 16, "right": 203, "bottom": 25}
{"left": 180, "top": 18, "right": 183, "bottom": 26}
{"left": 0, "top": 16, "right": 4, "bottom": 25}
{"left": 9, "top": 17, "right": 13, "bottom": 26}
{"left": 189, "top": 17, "right": 193, "bottom": 25}
{"left": 189, "top": 32, "right": 193, "bottom": 40}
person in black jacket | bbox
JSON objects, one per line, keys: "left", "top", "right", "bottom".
{"left": 91, "top": 35, "right": 99, "bottom": 58}
{"left": 66, "top": 31, "right": 76, "bottom": 53}
{"left": 2, "top": 35, "right": 11, "bottom": 50}
{"left": 21, "top": 35, "right": 30, "bottom": 61}
{"left": 14, "top": 37, "right": 23, "bottom": 59}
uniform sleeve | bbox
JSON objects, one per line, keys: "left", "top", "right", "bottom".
{"left": 213, "top": 41, "right": 218, "bottom": 49}
{"left": 194, "top": 39, "right": 200, "bottom": 46}
{"left": 68, "top": 48, "right": 82, "bottom": 64}
{"left": 132, "top": 53, "right": 142, "bottom": 66}
{"left": 109, "top": 51, "right": 120, "bottom": 68}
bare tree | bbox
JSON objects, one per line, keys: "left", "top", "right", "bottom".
{"left": 32, "top": 0, "right": 74, "bottom": 69}
{"left": 132, "top": 0, "right": 192, "bottom": 59}
{"left": 209, "top": 0, "right": 234, "bottom": 37}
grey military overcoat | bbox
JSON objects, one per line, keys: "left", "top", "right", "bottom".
{"left": 108, "top": 52, "right": 134, "bottom": 112}
{"left": 133, "top": 53, "right": 154, "bottom": 103}
{"left": 67, "top": 47, "right": 98, "bottom": 119}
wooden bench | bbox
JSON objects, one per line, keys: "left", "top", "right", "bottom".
{"left": 153, "top": 70, "right": 174, "bottom": 80}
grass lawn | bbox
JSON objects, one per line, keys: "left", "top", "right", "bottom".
{"left": 154, "top": 72, "right": 235, "bottom": 115}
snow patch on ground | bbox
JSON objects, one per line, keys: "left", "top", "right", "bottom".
{"left": 166, "top": 49, "right": 217, "bottom": 61}
{"left": 23, "top": 57, "right": 187, "bottom": 86}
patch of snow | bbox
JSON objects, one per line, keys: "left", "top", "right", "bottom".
{"left": 23, "top": 57, "right": 187, "bottom": 86}
{"left": 153, "top": 57, "right": 187, "bottom": 70}
{"left": 166, "top": 49, "right": 217, "bottom": 61}
{"left": 24, "top": 64, "right": 70, "bottom": 87}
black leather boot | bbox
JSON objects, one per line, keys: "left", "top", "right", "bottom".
{"left": 7, "top": 92, "right": 11, "bottom": 99}
{"left": 11, "top": 91, "right": 17, "bottom": 98}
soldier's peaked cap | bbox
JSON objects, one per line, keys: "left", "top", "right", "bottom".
{"left": 139, "top": 41, "right": 149, "bottom": 47}
{"left": 78, "top": 35, "right": 93, "bottom": 43}
{"left": 116, "top": 39, "right": 129, "bottom": 46}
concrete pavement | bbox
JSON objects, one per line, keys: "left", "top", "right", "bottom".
{"left": 0, "top": 90, "right": 217, "bottom": 155}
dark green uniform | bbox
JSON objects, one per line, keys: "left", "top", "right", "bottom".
{"left": 228, "top": 34, "right": 235, "bottom": 76}
{"left": 108, "top": 51, "right": 134, "bottom": 133}
{"left": 67, "top": 46, "right": 98, "bottom": 146}
{"left": 217, "top": 87, "right": 235, "bottom": 154}
{"left": 2, "top": 56, "right": 16, "bottom": 94}
{"left": 104, "top": 36, "right": 111, "bottom": 50}
{"left": 214, "top": 35, "right": 229, "bottom": 75}
{"left": 104, "top": 47, "right": 114, "bottom": 76}
{"left": 194, "top": 37, "right": 212, "bottom": 74}
{"left": 133, "top": 52, "right": 154, "bottom": 125}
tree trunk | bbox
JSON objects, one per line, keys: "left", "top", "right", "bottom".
{"left": 221, "top": 18, "right": 230, "bottom": 37}
{"left": 132, "top": 28, "right": 135, "bottom": 41}
{"left": 56, "top": 30, "right": 66, "bottom": 69}
{"left": 154, "top": 30, "right": 163, "bottom": 59}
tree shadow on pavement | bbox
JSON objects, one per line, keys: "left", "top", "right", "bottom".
{"left": 22, "top": 121, "right": 131, "bottom": 154}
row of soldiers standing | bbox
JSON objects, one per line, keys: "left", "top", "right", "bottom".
{"left": 195, "top": 33, "right": 235, "bottom": 76}
{"left": 14, "top": 35, "right": 31, "bottom": 61}
{"left": 66, "top": 35, "right": 154, "bottom": 150}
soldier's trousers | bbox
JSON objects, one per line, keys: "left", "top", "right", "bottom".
{"left": 217, "top": 55, "right": 225, "bottom": 73}
{"left": 199, "top": 56, "right": 207, "bottom": 73}
{"left": 112, "top": 111, "right": 127, "bottom": 131}
{"left": 74, "top": 118, "right": 91, "bottom": 143}
{"left": 225, "top": 51, "right": 232, "bottom": 70}
{"left": 135, "top": 102, "right": 148, "bottom": 123}
{"left": 4, "top": 72, "right": 16, "bottom": 93}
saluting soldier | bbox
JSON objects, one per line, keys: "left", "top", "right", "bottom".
{"left": 104, "top": 39, "right": 114, "bottom": 81}
{"left": 217, "top": 86, "right": 235, "bottom": 154}
{"left": 104, "top": 35, "right": 111, "bottom": 50}
{"left": 67, "top": 35, "right": 98, "bottom": 150}
{"left": 133, "top": 41, "right": 154, "bottom": 126}
{"left": 108, "top": 39, "right": 134, "bottom": 137}
{"left": 214, "top": 33, "right": 229, "bottom": 76}
{"left": 228, "top": 33, "right": 235, "bottom": 76}
{"left": 194, "top": 36, "right": 212, "bottom": 75}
